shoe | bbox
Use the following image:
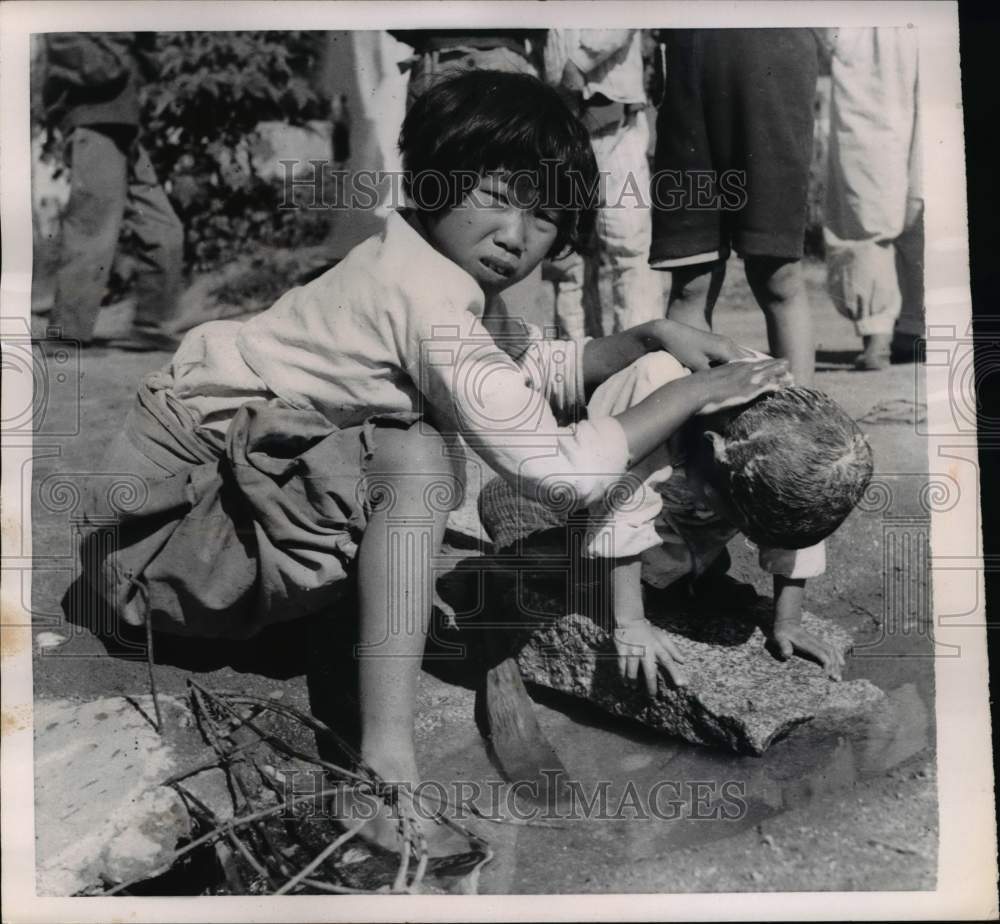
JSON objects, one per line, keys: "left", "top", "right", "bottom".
{"left": 890, "top": 331, "right": 924, "bottom": 364}
{"left": 107, "top": 330, "right": 179, "bottom": 352}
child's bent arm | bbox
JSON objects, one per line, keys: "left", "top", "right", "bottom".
{"left": 614, "top": 358, "right": 790, "bottom": 464}
{"left": 582, "top": 319, "right": 749, "bottom": 394}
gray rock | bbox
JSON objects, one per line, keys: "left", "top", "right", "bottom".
{"left": 511, "top": 587, "right": 884, "bottom": 755}
{"left": 33, "top": 695, "right": 234, "bottom": 895}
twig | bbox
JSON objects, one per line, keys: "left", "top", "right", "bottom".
{"left": 188, "top": 685, "right": 289, "bottom": 885}
{"left": 299, "top": 876, "right": 386, "bottom": 895}
{"left": 207, "top": 690, "right": 370, "bottom": 773}
{"left": 99, "top": 786, "right": 350, "bottom": 895}
{"left": 173, "top": 782, "right": 271, "bottom": 884}
{"left": 145, "top": 615, "right": 163, "bottom": 734}
{"left": 274, "top": 819, "right": 368, "bottom": 895}
{"left": 189, "top": 684, "right": 372, "bottom": 786}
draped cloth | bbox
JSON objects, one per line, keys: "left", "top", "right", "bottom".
{"left": 81, "top": 368, "right": 420, "bottom": 638}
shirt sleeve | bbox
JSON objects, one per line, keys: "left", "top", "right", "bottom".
{"left": 757, "top": 541, "right": 827, "bottom": 579}
{"left": 399, "top": 300, "right": 629, "bottom": 510}
{"left": 499, "top": 322, "right": 588, "bottom": 424}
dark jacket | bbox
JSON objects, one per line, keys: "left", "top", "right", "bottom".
{"left": 42, "top": 32, "right": 158, "bottom": 131}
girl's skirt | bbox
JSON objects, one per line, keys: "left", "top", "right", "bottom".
{"left": 81, "top": 369, "right": 421, "bottom": 639}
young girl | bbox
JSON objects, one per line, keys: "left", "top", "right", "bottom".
{"left": 85, "top": 70, "right": 788, "bottom": 847}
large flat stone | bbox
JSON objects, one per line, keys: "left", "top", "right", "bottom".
{"left": 33, "top": 695, "right": 231, "bottom": 895}
{"left": 511, "top": 587, "right": 884, "bottom": 755}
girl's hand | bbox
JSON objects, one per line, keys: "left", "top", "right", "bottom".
{"left": 654, "top": 319, "right": 753, "bottom": 371}
{"left": 614, "top": 619, "right": 688, "bottom": 694}
{"left": 695, "top": 357, "right": 792, "bottom": 415}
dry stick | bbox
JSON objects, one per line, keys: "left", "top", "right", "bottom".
{"left": 188, "top": 686, "right": 289, "bottom": 887}
{"left": 188, "top": 688, "right": 281, "bottom": 886}
{"left": 391, "top": 818, "right": 413, "bottom": 893}
{"left": 211, "top": 688, "right": 428, "bottom": 893}
{"left": 190, "top": 686, "right": 372, "bottom": 786}
{"left": 201, "top": 687, "right": 488, "bottom": 890}
{"left": 173, "top": 782, "right": 271, "bottom": 884}
{"left": 274, "top": 819, "right": 368, "bottom": 895}
{"left": 209, "top": 690, "right": 372, "bottom": 775}
{"left": 100, "top": 787, "right": 349, "bottom": 896}
{"left": 145, "top": 615, "right": 163, "bottom": 734}
{"left": 299, "top": 877, "right": 385, "bottom": 895}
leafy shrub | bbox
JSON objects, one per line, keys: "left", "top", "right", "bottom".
{"left": 140, "top": 31, "right": 332, "bottom": 272}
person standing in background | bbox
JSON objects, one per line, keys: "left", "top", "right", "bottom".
{"left": 544, "top": 29, "right": 663, "bottom": 339}
{"left": 823, "top": 27, "right": 923, "bottom": 370}
{"left": 389, "top": 30, "right": 544, "bottom": 106}
{"left": 43, "top": 32, "right": 183, "bottom": 351}
{"left": 649, "top": 29, "right": 820, "bottom": 386}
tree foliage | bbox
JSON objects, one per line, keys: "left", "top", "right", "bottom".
{"left": 137, "top": 31, "right": 332, "bottom": 271}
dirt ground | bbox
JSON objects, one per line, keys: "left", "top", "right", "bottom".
{"left": 27, "top": 256, "right": 938, "bottom": 893}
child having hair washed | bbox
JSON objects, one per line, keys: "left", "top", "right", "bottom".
{"left": 83, "top": 70, "right": 789, "bottom": 849}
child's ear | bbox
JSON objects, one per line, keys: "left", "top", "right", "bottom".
{"left": 703, "top": 431, "right": 729, "bottom": 465}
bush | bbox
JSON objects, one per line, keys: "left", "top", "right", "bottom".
{"left": 140, "top": 31, "right": 332, "bottom": 272}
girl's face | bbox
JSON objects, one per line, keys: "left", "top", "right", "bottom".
{"left": 421, "top": 172, "right": 560, "bottom": 296}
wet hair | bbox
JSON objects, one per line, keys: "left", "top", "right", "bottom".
{"left": 398, "top": 70, "right": 599, "bottom": 257}
{"left": 698, "top": 387, "right": 874, "bottom": 549}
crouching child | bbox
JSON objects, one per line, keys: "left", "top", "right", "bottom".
{"left": 480, "top": 351, "right": 874, "bottom": 694}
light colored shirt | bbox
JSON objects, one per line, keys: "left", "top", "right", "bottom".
{"left": 168, "top": 211, "right": 630, "bottom": 508}
{"left": 544, "top": 29, "right": 646, "bottom": 104}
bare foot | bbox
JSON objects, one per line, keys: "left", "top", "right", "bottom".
{"left": 336, "top": 756, "right": 472, "bottom": 857}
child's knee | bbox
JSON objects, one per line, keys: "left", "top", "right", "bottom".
{"left": 365, "top": 424, "right": 461, "bottom": 513}
{"left": 745, "top": 256, "right": 804, "bottom": 304}
{"left": 369, "top": 423, "right": 448, "bottom": 475}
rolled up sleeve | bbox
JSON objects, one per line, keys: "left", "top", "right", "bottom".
{"left": 758, "top": 541, "right": 827, "bottom": 579}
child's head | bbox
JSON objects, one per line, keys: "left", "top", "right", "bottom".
{"left": 399, "top": 70, "right": 598, "bottom": 294}
{"left": 690, "top": 387, "right": 874, "bottom": 549}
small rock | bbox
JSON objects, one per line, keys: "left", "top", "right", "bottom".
{"left": 35, "top": 631, "right": 68, "bottom": 650}
{"left": 268, "top": 690, "right": 285, "bottom": 700}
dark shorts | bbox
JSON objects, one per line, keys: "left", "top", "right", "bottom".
{"left": 649, "top": 29, "right": 819, "bottom": 265}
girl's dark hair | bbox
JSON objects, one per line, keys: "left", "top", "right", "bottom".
{"left": 699, "top": 387, "right": 874, "bottom": 549}
{"left": 399, "top": 70, "right": 599, "bottom": 257}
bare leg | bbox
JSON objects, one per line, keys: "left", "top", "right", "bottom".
{"left": 744, "top": 255, "right": 815, "bottom": 387}
{"left": 349, "top": 424, "right": 462, "bottom": 850}
{"left": 666, "top": 260, "right": 727, "bottom": 332}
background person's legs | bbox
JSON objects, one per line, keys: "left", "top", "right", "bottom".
{"left": 665, "top": 259, "right": 727, "bottom": 332}
{"left": 892, "top": 199, "right": 925, "bottom": 361}
{"left": 51, "top": 126, "right": 128, "bottom": 343}
{"left": 593, "top": 110, "right": 664, "bottom": 334}
{"left": 123, "top": 144, "right": 184, "bottom": 343}
{"left": 744, "top": 255, "right": 815, "bottom": 387}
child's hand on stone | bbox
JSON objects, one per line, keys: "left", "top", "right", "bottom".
{"left": 696, "top": 357, "right": 793, "bottom": 416}
{"left": 614, "top": 618, "right": 687, "bottom": 694}
{"left": 770, "top": 623, "right": 844, "bottom": 681}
